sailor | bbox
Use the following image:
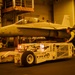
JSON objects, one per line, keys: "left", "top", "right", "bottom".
{"left": 65, "top": 27, "right": 75, "bottom": 46}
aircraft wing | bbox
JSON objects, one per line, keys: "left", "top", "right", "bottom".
{"left": 17, "top": 25, "right": 55, "bottom": 30}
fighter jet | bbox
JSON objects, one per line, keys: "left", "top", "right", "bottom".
{"left": 0, "top": 15, "right": 72, "bottom": 38}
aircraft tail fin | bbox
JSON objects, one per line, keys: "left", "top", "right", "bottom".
{"left": 62, "top": 15, "right": 71, "bottom": 28}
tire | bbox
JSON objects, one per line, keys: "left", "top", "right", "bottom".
{"left": 21, "top": 51, "right": 35, "bottom": 66}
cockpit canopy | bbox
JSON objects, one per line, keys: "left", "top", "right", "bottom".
{"left": 16, "top": 18, "right": 39, "bottom": 24}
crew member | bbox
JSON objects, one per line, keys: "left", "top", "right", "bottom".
{"left": 65, "top": 27, "right": 75, "bottom": 46}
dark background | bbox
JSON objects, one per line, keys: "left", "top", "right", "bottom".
{"left": 0, "top": 56, "right": 75, "bottom": 75}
